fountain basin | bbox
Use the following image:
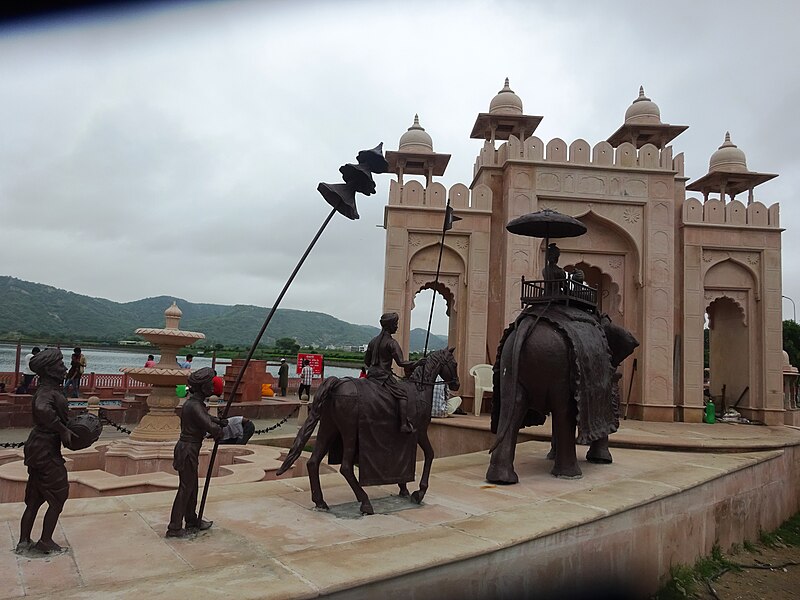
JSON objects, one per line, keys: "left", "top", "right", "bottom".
{"left": 119, "top": 367, "right": 191, "bottom": 386}
{"left": 134, "top": 328, "right": 205, "bottom": 348}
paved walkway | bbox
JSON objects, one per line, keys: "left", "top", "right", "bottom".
{"left": 1, "top": 435, "right": 793, "bottom": 599}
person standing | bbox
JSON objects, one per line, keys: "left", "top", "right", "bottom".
{"left": 167, "top": 367, "right": 225, "bottom": 538}
{"left": 298, "top": 359, "right": 313, "bottom": 401}
{"left": 179, "top": 354, "right": 193, "bottom": 369}
{"left": 144, "top": 354, "right": 157, "bottom": 368}
{"left": 278, "top": 358, "right": 289, "bottom": 397}
{"left": 17, "top": 348, "right": 74, "bottom": 554}
{"left": 63, "top": 347, "right": 85, "bottom": 399}
{"left": 18, "top": 346, "right": 40, "bottom": 394}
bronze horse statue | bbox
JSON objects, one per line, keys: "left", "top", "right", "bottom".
{"left": 277, "top": 348, "right": 459, "bottom": 514}
{"left": 486, "top": 306, "right": 638, "bottom": 482}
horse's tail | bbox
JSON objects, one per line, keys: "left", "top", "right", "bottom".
{"left": 276, "top": 376, "right": 338, "bottom": 476}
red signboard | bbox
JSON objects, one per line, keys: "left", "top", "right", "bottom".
{"left": 296, "top": 353, "right": 324, "bottom": 378}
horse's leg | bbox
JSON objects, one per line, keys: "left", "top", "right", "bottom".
{"left": 308, "top": 420, "right": 337, "bottom": 510}
{"left": 338, "top": 428, "right": 374, "bottom": 515}
{"left": 550, "top": 390, "right": 582, "bottom": 479}
{"left": 398, "top": 483, "right": 410, "bottom": 497}
{"left": 411, "top": 429, "right": 434, "bottom": 504}
{"left": 546, "top": 434, "right": 556, "bottom": 460}
{"left": 586, "top": 435, "right": 613, "bottom": 464}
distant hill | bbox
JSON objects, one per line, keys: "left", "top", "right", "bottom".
{"left": 0, "top": 276, "right": 448, "bottom": 351}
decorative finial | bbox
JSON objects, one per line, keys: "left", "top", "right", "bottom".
{"left": 500, "top": 77, "right": 513, "bottom": 92}
{"left": 409, "top": 114, "right": 424, "bottom": 131}
{"left": 633, "top": 86, "right": 650, "bottom": 102}
{"left": 164, "top": 301, "right": 182, "bottom": 329}
{"left": 719, "top": 131, "right": 736, "bottom": 148}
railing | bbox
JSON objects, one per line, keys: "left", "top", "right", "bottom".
{"left": 520, "top": 277, "right": 598, "bottom": 311}
{"left": 0, "top": 372, "right": 151, "bottom": 393}
{"left": 1, "top": 372, "right": 316, "bottom": 395}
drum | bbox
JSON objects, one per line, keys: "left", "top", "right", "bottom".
{"left": 66, "top": 413, "right": 103, "bottom": 451}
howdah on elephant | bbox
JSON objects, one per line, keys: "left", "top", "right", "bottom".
{"left": 486, "top": 305, "right": 639, "bottom": 482}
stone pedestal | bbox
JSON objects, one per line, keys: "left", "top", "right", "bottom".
{"left": 129, "top": 385, "right": 181, "bottom": 442}
{"left": 297, "top": 400, "right": 309, "bottom": 425}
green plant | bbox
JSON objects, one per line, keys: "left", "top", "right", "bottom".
{"left": 653, "top": 564, "right": 695, "bottom": 599}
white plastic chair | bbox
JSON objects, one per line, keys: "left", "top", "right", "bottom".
{"left": 469, "top": 364, "right": 494, "bottom": 416}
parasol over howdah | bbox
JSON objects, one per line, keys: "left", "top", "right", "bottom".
{"left": 487, "top": 208, "right": 639, "bottom": 483}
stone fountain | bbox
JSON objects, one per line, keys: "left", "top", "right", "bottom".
{"left": 122, "top": 301, "right": 204, "bottom": 442}
{"left": 101, "top": 301, "right": 204, "bottom": 474}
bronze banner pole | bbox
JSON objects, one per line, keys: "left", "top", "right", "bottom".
{"left": 197, "top": 207, "right": 336, "bottom": 520}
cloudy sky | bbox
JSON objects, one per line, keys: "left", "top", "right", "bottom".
{"left": 1, "top": 0, "right": 799, "bottom": 335}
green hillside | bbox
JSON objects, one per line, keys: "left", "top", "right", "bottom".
{"left": 0, "top": 276, "right": 447, "bottom": 351}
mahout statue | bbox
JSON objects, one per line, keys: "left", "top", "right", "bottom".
{"left": 277, "top": 318, "right": 459, "bottom": 514}
{"left": 16, "top": 348, "right": 80, "bottom": 554}
{"left": 486, "top": 305, "right": 638, "bottom": 483}
{"left": 167, "top": 367, "right": 226, "bottom": 538}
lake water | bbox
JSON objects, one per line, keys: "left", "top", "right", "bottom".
{"left": 0, "top": 343, "right": 359, "bottom": 379}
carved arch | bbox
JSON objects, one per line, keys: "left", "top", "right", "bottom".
{"left": 705, "top": 292, "right": 748, "bottom": 327}
{"left": 702, "top": 256, "right": 760, "bottom": 301}
{"left": 568, "top": 208, "right": 643, "bottom": 286}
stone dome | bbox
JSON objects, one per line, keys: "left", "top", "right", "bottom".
{"left": 164, "top": 301, "right": 183, "bottom": 329}
{"left": 783, "top": 350, "right": 791, "bottom": 367}
{"left": 165, "top": 301, "right": 182, "bottom": 318}
{"left": 709, "top": 132, "right": 748, "bottom": 173}
{"left": 489, "top": 78, "right": 523, "bottom": 115}
{"left": 624, "top": 86, "right": 662, "bottom": 124}
{"left": 398, "top": 114, "right": 433, "bottom": 153}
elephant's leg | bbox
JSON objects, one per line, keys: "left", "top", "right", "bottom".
{"left": 586, "top": 435, "right": 613, "bottom": 464}
{"left": 486, "top": 396, "right": 526, "bottom": 484}
{"left": 550, "top": 395, "right": 582, "bottom": 479}
{"left": 546, "top": 433, "right": 556, "bottom": 460}
{"left": 411, "top": 430, "right": 434, "bottom": 504}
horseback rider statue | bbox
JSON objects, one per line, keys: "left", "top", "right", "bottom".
{"left": 364, "top": 312, "right": 420, "bottom": 433}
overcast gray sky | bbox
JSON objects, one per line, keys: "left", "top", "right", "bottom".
{"left": 1, "top": 0, "right": 798, "bottom": 336}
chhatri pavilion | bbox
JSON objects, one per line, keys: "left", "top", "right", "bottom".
{"left": 381, "top": 80, "right": 790, "bottom": 426}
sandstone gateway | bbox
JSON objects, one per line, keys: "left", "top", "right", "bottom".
{"left": 382, "top": 81, "right": 788, "bottom": 426}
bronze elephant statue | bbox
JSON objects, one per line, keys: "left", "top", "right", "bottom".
{"left": 486, "top": 305, "right": 638, "bottom": 482}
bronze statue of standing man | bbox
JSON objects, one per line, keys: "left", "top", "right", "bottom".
{"left": 17, "top": 348, "right": 74, "bottom": 554}
{"left": 364, "top": 312, "right": 420, "bottom": 433}
{"left": 167, "top": 367, "right": 225, "bottom": 538}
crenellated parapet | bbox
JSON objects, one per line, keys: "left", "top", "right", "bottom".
{"left": 683, "top": 197, "right": 780, "bottom": 228}
{"left": 473, "top": 134, "right": 684, "bottom": 177}
{"left": 388, "top": 179, "right": 492, "bottom": 210}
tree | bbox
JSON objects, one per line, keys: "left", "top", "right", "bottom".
{"left": 275, "top": 337, "right": 300, "bottom": 355}
{"left": 783, "top": 320, "right": 800, "bottom": 368}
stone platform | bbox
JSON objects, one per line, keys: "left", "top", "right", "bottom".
{"left": 2, "top": 420, "right": 799, "bottom": 599}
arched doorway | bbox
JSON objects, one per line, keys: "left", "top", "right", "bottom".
{"left": 703, "top": 258, "right": 757, "bottom": 412}
{"left": 410, "top": 286, "right": 451, "bottom": 355}
{"left": 705, "top": 297, "right": 749, "bottom": 410}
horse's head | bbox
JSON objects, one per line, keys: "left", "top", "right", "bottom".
{"left": 431, "top": 347, "right": 459, "bottom": 391}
